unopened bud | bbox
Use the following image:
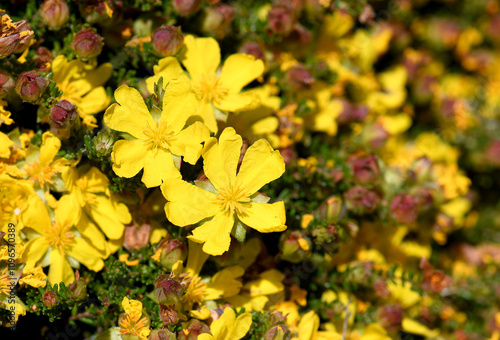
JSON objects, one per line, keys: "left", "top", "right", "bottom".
{"left": 42, "top": 291, "right": 58, "bottom": 309}
{"left": 265, "top": 311, "right": 290, "bottom": 340}
{"left": 159, "top": 305, "right": 179, "bottom": 326}
{"left": 0, "top": 14, "right": 34, "bottom": 59}
{"left": 238, "top": 41, "right": 265, "bottom": 61}
{"left": 486, "top": 140, "right": 500, "bottom": 167}
{"left": 156, "top": 236, "right": 187, "bottom": 270}
{"left": 362, "top": 123, "right": 389, "bottom": 149}
{"left": 15, "top": 71, "right": 48, "bottom": 103}
{"left": 420, "top": 257, "right": 453, "bottom": 293}
{"left": 0, "top": 70, "right": 14, "bottom": 98}
{"left": 68, "top": 271, "right": 87, "bottom": 301}
{"left": 347, "top": 154, "right": 380, "bottom": 184}
{"left": 279, "top": 231, "right": 311, "bottom": 263}
{"left": 285, "top": 64, "right": 314, "bottom": 91}
{"left": 152, "top": 26, "right": 184, "bottom": 57}
{"left": 94, "top": 130, "right": 116, "bottom": 157}
{"left": 34, "top": 47, "right": 53, "bottom": 72}
{"left": 148, "top": 329, "right": 176, "bottom": 340}
{"left": 390, "top": 194, "right": 418, "bottom": 224}
{"left": 344, "top": 185, "right": 380, "bottom": 214}
{"left": 49, "top": 100, "right": 78, "bottom": 135}
{"left": 173, "top": 0, "right": 201, "bottom": 16}
{"left": 202, "top": 5, "right": 235, "bottom": 39}
{"left": 337, "top": 101, "right": 368, "bottom": 124}
{"left": 178, "top": 319, "right": 210, "bottom": 340}
{"left": 154, "top": 273, "right": 187, "bottom": 306}
{"left": 318, "top": 196, "right": 343, "bottom": 223}
{"left": 378, "top": 304, "right": 403, "bottom": 331}
{"left": 78, "top": 0, "right": 116, "bottom": 24}
{"left": 123, "top": 221, "right": 151, "bottom": 251}
{"left": 268, "top": 5, "right": 295, "bottom": 36}
{"left": 40, "top": 0, "right": 69, "bottom": 31}
{"left": 70, "top": 27, "right": 104, "bottom": 61}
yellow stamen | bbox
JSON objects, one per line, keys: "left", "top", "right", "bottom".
{"left": 183, "top": 275, "right": 206, "bottom": 306}
{"left": 215, "top": 183, "right": 250, "bottom": 216}
{"left": 143, "top": 119, "right": 176, "bottom": 152}
{"left": 44, "top": 222, "right": 74, "bottom": 255}
{"left": 0, "top": 268, "right": 11, "bottom": 295}
{"left": 193, "top": 73, "right": 228, "bottom": 104}
{"left": 25, "top": 161, "right": 57, "bottom": 187}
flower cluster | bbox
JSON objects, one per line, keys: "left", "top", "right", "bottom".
{"left": 0, "top": 1, "right": 500, "bottom": 339}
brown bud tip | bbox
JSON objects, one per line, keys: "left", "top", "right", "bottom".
{"left": 40, "top": 0, "right": 69, "bottom": 31}
{"left": 42, "top": 291, "right": 58, "bottom": 309}
{"left": 151, "top": 26, "right": 184, "bottom": 57}
{"left": 49, "top": 99, "right": 78, "bottom": 130}
{"left": 70, "top": 27, "right": 104, "bottom": 61}
{"left": 15, "top": 71, "right": 48, "bottom": 103}
{"left": 173, "top": 0, "right": 201, "bottom": 16}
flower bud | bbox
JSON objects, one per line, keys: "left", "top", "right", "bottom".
{"left": 68, "top": 271, "right": 87, "bottom": 301}
{"left": 154, "top": 273, "right": 187, "bottom": 306}
{"left": 70, "top": 27, "right": 104, "bottom": 61}
{"left": 94, "top": 130, "right": 116, "bottom": 157}
{"left": 265, "top": 311, "right": 291, "bottom": 340}
{"left": 201, "top": 5, "right": 235, "bottom": 39}
{"left": 347, "top": 154, "right": 380, "bottom": 184}
{"left": 34, "top": 47, "right": 53, "bottom": 72}
{"left": 49, "top": 100, "right": 78, "bottom": 134}
{"left": 148, "top": 329, "right": 176, "bottom": 340}
{"left": 289, "top": 24, "right": 312, "bottom": 45}
{"left": 42, "top": 291, "right": 58, "bottom": 309}
{"left": 238, "top": 41, "right": 265, "bottom": 61}
{"left": 123, "top": 221, "right": 151, "bottom": 251}
{"left": 390, "top": 194, "right": 418, "bottom": 224}
{"left": 378, "top": 304, "right": 403, "bottom": 331}
{"left": 318, "top": 196, "right": 343, "bottom": 223}
{"left": 279, "top": 231, "right": 311, "bottom": 263}
{"left": 173, "top": 0, "right": 201, "bottom": 16}
{"left": 0, "top": 14, "right": 34, "bottom": 59}
{"left": 78, "top": 0, "right": 116, "bottom": 24}
{"left": 285, "top": 64, "right": 314, "bottom": 91}
{"left": 159, "top": 305, "right": 179, "bottom": 326}
{"left": 268, "top": 5, "right": 295, "bottom": 36}
{"left": 15, "top": 71, "right": 48, "bottom": 103}
{"left": 178, "top": 319, "right": 210, "bottom": 340}
{"left": 156, "top": 236, "right": 187, "bottom": 270}
{"left": 337, "top": 100, "right": 368, "bottom": 125}
{"left": 344, "top": 186, "right": 380, "bottom": 214}
{"left": 40, "top": 0, "right": 69, "bottom": 31}
{"left": 411, "top": 157, "right": 432, "bottom": 183}
{"left": 420, "top": 257, "right": 453, "bottom": 293}
{"left": 362, "top": 123, "right": 389, "bottom": 149}
{"left": 0, "top": 70, "right": 14, "bottom": 98}
{"left": 486, "top": 140, "right": 500, "bottom": 167}
{"left": 151, "top": 26, "right": 184, "bottom": 57}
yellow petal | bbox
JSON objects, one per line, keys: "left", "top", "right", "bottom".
{"left": 83, "top": 167, "right": 109, "bottom": 193}
{"left": 22, "top": 195, "right": 52, "bottom": 234}
{"left": 88, "top": 195, "right": 126, "bottom": 240}
{"left": 202, "top": 127, "right": 241, "bottom": 190}
{"left": 181, "top": 35, "right": 220, "bottom": 81}
{"left": 219, "top": 54, "right": 264, "bottom": 93}
{"left": 205, "top": 266, "right": 244, "bottom": 300}
{"left": 402, "top": 318, "right": 439, "bottom": 338}
{"left": 67, "top": 238, "right": 105, "bottom": 272}
{"left": 243, "top": 269, "right": 284, "bottom": 296}
{"left": 238, "top": 201, "right": 286, "bottom": 233}
{"left": 141, "top": 149, "right": 180, "bottom": 188}
{"left": 185, "top": 240, "right": 209, "bottom": 277}
{"left": 161, "top": 178, "right": 219, "bottom": 226}
{"left": 77, "top": 87, "right": 110, "bottom": 116}
{"left": 169, "top": 121, "right": 210, "bottom": 164}
{"left": 146, "top": 57, "right": 185, "bottom": 93}
{"left": 76, "top": 213, "right": 108, "bottom": 252}
{"left": 211, "top": 307, "right": 252, "bottom": 340}
{"left": 111, "top": 139, "right": 148, "bottom": 179}
{"left": 55, "top": 195, "right": 81, "bottom": 228}
{"left": 21, "top": 237, "right": 49, "bottom": 267}
{"left": 48, "top": 249, "right": 74, "bottom": 285}
{"left": 104, "top": 84, "right": 153, "bottom": 139}
{"left": 0, "top": 132, "right": 13, "bottom": 158}
{"left": 236, "top": 139, "right": 285, "bottom": 196}
{"left": 161, "top": 75, "right": 199, "bottom": 134}
{"left": 188, "top": 212, "right": 234, "bottom": 256}
{"left": 39, "top": 132, "right": 61, "bottom": 166}
{"left": 188, "top": 100, "right": 218, "bottom": 133}
{"left": 215, "top": 92, "right": 260, "bottom": 113}
{"left": 298, "top": 311, "right": 320, "bottom": 340}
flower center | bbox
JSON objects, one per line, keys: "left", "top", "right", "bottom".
{"left": 119, "top": 315, "right": 150, "bottom": 338}
{"left": 143, "top": 120, "right": 176, "bottom": 152}
{"left": 194, "top": 73, "right": 229, "bottom": 104}
{"left": 215, "top": 183, "right": 250, "bottom": 216}
{"left": 25, "top": 161, "right": 57, "bottom": 187}
{"left": 44, "top": 222, "right": 74, "bottom": 255}
{"left": 76, "top": 177, "right": 97, "bottom": 205}
{"left": 183, "top": 275, "right": 206, "bottom": 306}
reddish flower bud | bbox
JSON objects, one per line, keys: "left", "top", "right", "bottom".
{"left": 0, "top": 14, "right": 34, "bottom": 59}
{"left": 268, "top": 5, "right": 295, "bottom": 36}
{"left": 288, "top": 24, "right": 312, "bottom": 45}
{"left": 68, "top": 271, "right": 87, "bottom": 301}
{"left": 485, "top": 140, "right": 500, "bottom": 167}
{"left": 285, "top": 64, "right": 314, "bottom": 91}
{"left": 49, "top": 100, "right": 78, "bottom": 130}
{"left": 344, "top": 185, "right": 380, "bottom": 214}
{"left": 173, "top": 0, "right": 201, "bottom": 16}
{"left": 159, "top": 305, "right": 179, "bottom": 326}
{"left": 15, "top": 71, "right": 48, "bottom": 103}
{"left": 390, "top": 194, "right": 418, "bottom": 224}
{"left": 362, "top": 123, "right": 389, "bottom": 149}
{"left": 0, "top": 70, "right": 14, "bottom": 98}
{"left": 337, "top": 100, "right": 368, "bottom": 125}
{"left": 155, "top": 236, "right": 187, "bottom": 270}
{"left": 378, "top": 304, "right": 404, "bottom": 331}
{"left": 40, "top": 0, "right": 69, "bottom": 31}
{"left": 154, "top": 273, "right": 187, "bottom": 306}
{"left": 420, "top": 258, "right": 453, "bottom": 293}
{"left": 265, "top": 311, "right": 290, "bottom": 340}
{"left": 34, "top": 47, "right": 53, "bottom": 72}
{"left": 123, "top": 221, "right": 151, "bottom": 251}
{"left": 347, "top": 154, "right": 380, "bottom": 184}
{"left": 148, "top": 329, "right": 176, "bottom": 340}
{"left": 279, "top": 230, "right": 311, "bottom": 263}
{"left": 202, "top": 5, "right": 236, "bottom": 39}
{"left": 238, "top": 41, "right": 265, "bottom": 61}
{"left": 178, "top": 319, "right": 210, "bottom": 340}
{"left": 42, "top": 291, "right": 58, "bottom": 309}
{"left": 373, "top": 280, "right": 390, "bottom": 298}
{"left": 70, "top": 27, "right": 104, "bottom": 61}
{"left": 151, "top": 26, "right": 184, "bottom": 57}
{"left": 78, "top": 0, "right": 117, "bottom": 24}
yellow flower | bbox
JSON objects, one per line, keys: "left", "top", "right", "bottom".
{"left": 304, "top": 83, "right": 342, "bottom": 136}
{"left": 198, "top": 307, "right": 252, "bottom": 340}
{"left": 148, "top": 36, "right": 264, "bottom": 133}
{"left": 161, "top": 127, "right": 287, "bottom": 256}
{"left": 104, "top": 81, "right": 209, "bottom": 188}
{"left": 62, "top": 166, "right": 131, "bottom": 254}
{"left": 52, "top": 55, "right": 112, "bottom": 129}
{"left": 0, "top": 175, "right": 35, "bottom": 231}
{"left": 118, "top": 297, "right": 151, "bottom": 339}
{"left": 21, "top": 195, "right": 105, "bottom": 285}
{"left": 0, "top": 99, "right": 13, "bottom": 158}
